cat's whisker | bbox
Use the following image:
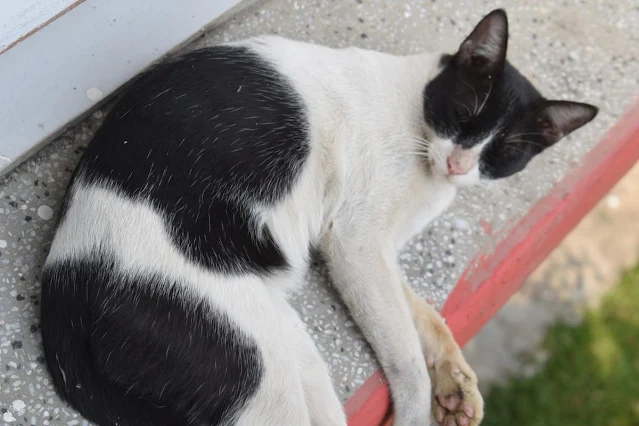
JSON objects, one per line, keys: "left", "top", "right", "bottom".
{"left": 396, "top": 136, "right": 432, "bottom": 158}
{"left": 506, "top": 144, "right": 534, "bottom": 156}
{"left": 455, "top": 102, "right": 473, "bottom": 120}
{"left": 407, "top": 135, "right": 431, "bottom": 145}
{"left": 504, "top": 139, "right": 547, "bottom": 149}
{"left": 406, "top": 141, "right": 431, "bottom": 151}
{"left": 411, "top": 141, "right": 431, "bottom": 150}
{"left": 505, "top": 132, "right": 545, "bottom": 141}
{"left": 405, "top": 151, "right": 432, "bottom": 158}
{"left": 404, "top": 151, "right": 431, "bottom": 157}
{"left": 477, "top": 80, "right": 493, "bottom": 115}
{"left": 460, "top": 79, "right": 480, "bottom": 115}
{"left": 399, "top": 139, "right": 430, "bottom": 149}
{"left": 398, "top": 136, "right": 432, "bottom": 153}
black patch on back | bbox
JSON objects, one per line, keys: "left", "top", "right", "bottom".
{"left": 74, "top": 46, "right": 309, "bottom": 273}
{"left": 41, "top": 257, "right": 263, "bottom": 426}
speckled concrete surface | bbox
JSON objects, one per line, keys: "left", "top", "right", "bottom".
{"left": 1, "top": 0, "right": 637, "bottom": 424}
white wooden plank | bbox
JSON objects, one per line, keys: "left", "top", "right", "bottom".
{"left": 0, "top": 0, "right": 80, "bottom": 52}
{"left": 0, "top": 0, "right": 245, "bottom": 175}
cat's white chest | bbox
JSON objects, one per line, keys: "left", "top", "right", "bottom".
{"left": 393, "top": 177, "right": 457, "bottom": 249}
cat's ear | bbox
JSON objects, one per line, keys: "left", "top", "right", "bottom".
{"left": 456, "top": 9, "right": 508, "bottom": 73}
{"left": 533, "top": 100, "right": 598, "bottom": 146}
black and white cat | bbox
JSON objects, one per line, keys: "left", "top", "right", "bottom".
{"left": 41, "top": 9, "right": 597, "bottom": 426}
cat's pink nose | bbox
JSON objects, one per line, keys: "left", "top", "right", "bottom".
{"left": 447, "top": 147, "right": 476, "bottom": 176}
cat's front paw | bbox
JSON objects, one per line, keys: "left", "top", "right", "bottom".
{"left": 429, "top": 355, "right": 483, "bottom": 426}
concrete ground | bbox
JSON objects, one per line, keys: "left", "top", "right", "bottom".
{"left": 0, "top": 0, "right": 637, "bottom": 425}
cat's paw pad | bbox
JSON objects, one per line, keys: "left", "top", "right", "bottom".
{"left": 430, "top": 358, "right": 483, "bottom": 426}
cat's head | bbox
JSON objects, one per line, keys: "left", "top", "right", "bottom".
{"left": 423, "top": 9, "right": 598, "bottom": 185}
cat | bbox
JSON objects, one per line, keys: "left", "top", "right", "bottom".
{"left": 40, "top": 9, "right": 597, "bottom": 426}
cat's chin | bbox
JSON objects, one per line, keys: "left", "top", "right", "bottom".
{"left": 444, "top": 168, "right": 482, "bottom": 187}
{"left": 427, "top": 163, "right": 481, "bottom": 187}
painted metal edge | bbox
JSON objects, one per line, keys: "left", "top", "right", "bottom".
{"left": 344, "top": 101, "right": 639, "bottom": 426}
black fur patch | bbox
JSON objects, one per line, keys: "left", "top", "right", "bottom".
{"left": 424, "top": 9, "right": 596, "bottom": 180}
{"left": 41, "top": 257, "right": 263, "bottom": 426}
{"left": 424, "top": 56, "right": 598, "bottom": 179}
{"left": 74, "top": 45, "right": 310, "bottom": 274}
{"left": 424, "top": 58, "right": 549, "bottom": 178}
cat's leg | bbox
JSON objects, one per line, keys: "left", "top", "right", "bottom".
{"left": 274, "top": 296, "right": 347, "bottom": 426}
{"left": 236, "top": 289, "right": 345, "bottom": 426}
{"left": 234, "top": 319, "right": 312, "bottom": 426}
{"left": 403, "top": 283, "right": 484, "bottom": 426}
{"left": 236, "top": 373, "right": 310, "bottom": 426}
{"left": 320, "top": 229, "right": 432, "bottom": 426}
{"left": 222, "top": 278, "right": 309, "bottom": 426}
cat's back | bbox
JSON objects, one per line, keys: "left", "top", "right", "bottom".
{"left": 51, "top": 41, "right": 319, "bottom": 273}
{"left": 47, "top": 36, "right": 436, "bottom": 274}
{"left": 40, "top": 36, "right": 334, "bottom": 426}
{"left": 48, "top": 36, "right": 405, "bottom": 270}
{"left": 81, "top": 42, "right": 310, "bottom": 210}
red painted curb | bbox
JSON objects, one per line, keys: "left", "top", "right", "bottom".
{"left": 344, "top": 371, "right": 389, "bottom": 425}
{"left": 345, "top": 101, "right": 639, "bottom": 426}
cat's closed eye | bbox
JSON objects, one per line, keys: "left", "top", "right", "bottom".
{"left": 454, "top": 103, "right": 471, "bottom": 123}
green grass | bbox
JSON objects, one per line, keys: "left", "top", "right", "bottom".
{"left": 483, "top": 263, "right": 639, "bottom": 426}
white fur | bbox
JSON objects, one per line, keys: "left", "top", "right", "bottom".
{"left": 48, "top": 36, "right": 480, "bottom": 425}
{"left": 425, "top": 131, "right": 494, "bottom": 187}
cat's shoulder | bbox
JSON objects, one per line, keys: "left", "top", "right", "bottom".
{"left": 230, "top": 34, "right": 381, "bottom": 65}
